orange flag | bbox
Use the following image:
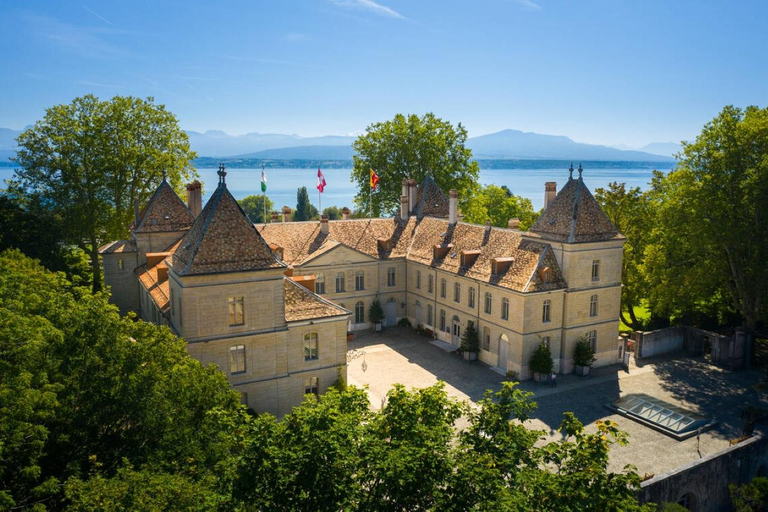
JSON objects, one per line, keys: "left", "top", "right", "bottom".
{"left": 370, "top": 169, "right": 380, "bottom": 191}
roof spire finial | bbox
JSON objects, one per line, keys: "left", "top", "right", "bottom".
{"left": 578, "top": 163, "right": 583, "bottom": 179}
{"left": 217, "top": 163, "right": 227, "bottom": 186}
{"left": 569, "top": 162, "right": 574, "bottom": 180}
{"left": 162, "top": 169, "right": 167, "bottom": 181}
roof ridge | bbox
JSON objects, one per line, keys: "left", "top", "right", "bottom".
{"left": 179, "top": 185, "right": 224, "bottom": 275}
{"left": 285, "top": 277, "right": 351, "bottom": 314}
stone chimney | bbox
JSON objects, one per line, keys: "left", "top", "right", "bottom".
{"left": 341, "top": 207, "right": 351, "bottom": 220}
{"left": 508, "top": 218, "right": 520, "bottom": 230}
{"left": 400, "top": 195, "right": 409, "bottom": 221}
{"left": 281, "top": 206, "right": 292, "bottom": 222}
{"left": 320, "top": 215, "right": 329, "bottom": 235}
{"left": 544, "top": 182, "right": 557, "bottom": 210}
{"left": 485, "top": 219, "right": 492, "bottom": 232}
{"left": 186, "top": 180, "right": 202, "bottom": 217}
{"left": 408, "top": 179, "right": 417, "bottom": 213}
{"left": 270, "top": 211, "right": 279, "bottom": 223}
{"left": 402, "top": 178, "right": 409, "bottom": 202}
{"left": 449, "top": 189, "right": 458, "bottom": 225}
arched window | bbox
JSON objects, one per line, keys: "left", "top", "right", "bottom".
{"left": 304, "top": 332, "right": 318, "bottom": 361}
{"left": 501, "top": 298, "right": 509, "bottom": 320}
{"left": 484, "top": 292, "right": 492, "bottom": 314}
{"left": 592, "top": 260, "right": 600, "bottom": 281}
{"left": 482, "top": 326, "right": 491, "bottom": 351}
{"left": 468, "top": 287, "right": 476, "bottom": 308}
{"left": 315, "top": 273, "right": 325, "bottom": 294}
{"left": 427, "top": 304, "right": 433, "bottom": 326}
{"left": 355, "top": 271, "right": 365, "bottom": 291}
{"left": 336, "top": 272, "right": 345, "bottom": 293}
{"left": 588, "top": 330, "right": 597, "bottom": 352}
{"left": 440, "top": 309, "right": 446, "bottom": 331}
{"left": 387, "top": 267, "right": 396, "bottom": 287}
{"left": 355, "top": 301, "right": 365, "bottom": 323}
{"left": 229, "top": 345, "right": 246, "bottom": 373}
{"left": 454, "top": 282, "right": 461, "bottom": 303}
{"left": 428, "top": 274, "right": 434, "bottom": 293}
{"left": 590, "top": 294, "right": 598, "bottom": 317}
{"left": 542, "top": 299, "right": 551, "bottom": 323}
{"left": 440, "top": 278, "right": 447, "bottom": 298}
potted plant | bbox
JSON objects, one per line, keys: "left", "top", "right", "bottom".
{"left": 369, "top": 299, "right": 384, "bottom": 332}
{"left": 573, "top": 334, "right": 596, "bottom": 376}
{"left": 460, "top": 323, "right": 480, "bottom": 362}
{"left": 529, "top": 342, "right": 553, "bottom": 382}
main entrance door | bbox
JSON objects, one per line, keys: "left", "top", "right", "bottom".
{"left": 414, "top": 301, "right": 422, "bottom": 327}
{"left": 385, "top": 300, "right": 397, "bottom": 327}
{"left": 452, "top": 316, "right": 461, "bottom": 346}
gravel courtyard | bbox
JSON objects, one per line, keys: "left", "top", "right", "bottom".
{"left": 347, "top": 326, "right": 767, "bottom": 476}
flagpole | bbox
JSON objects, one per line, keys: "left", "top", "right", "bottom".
{"left": 369, "top": 179, "right": 372, "bottom": 220}
{"left": 262, "top": 164, "right": 266, "bottom": 225}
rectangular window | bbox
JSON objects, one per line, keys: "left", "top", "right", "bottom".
{"left": 315, "top": 281, "right": 325, "bottom": 294}
{"left": 501, "top": 298, "right": 509, "bottom": 320}
{"left": 483, "top": 326, "right": 490, "bottom": 351}
{"left": 468, "top": 287, "right": 475, "bottom": 309}
{"left": 304, "top": 332, "right": 319, "bottom": 361}
{"left": 355, "top": 302, "right": 365, "bottom": 324}
{"left": 588, "top": 330, "right": 597, "bottom": 352}
{"left": 356, "top": 271, "right": 365, "bottom": 291}
{"left": 229, "top": 345, "right": 246, "bottom": 373}
{"left": 117, "top": 259, "right": 124, "bottom": 270}
{"left": 304, "top": 376, "right": 319, "bottom": 397}
{"left": 590, "top": 294, "right": 598, "bottom": 317}
{"left": 454, "top": 282, "right": 460, "bottom": 303}
{"left": 428, "top": 275, "right": 434, "bottom": 294}
{"left": 440, "top": 278, "right": 446, "bottom": 298}
{"left": 439, "top": 309, "right": 446, "bottom": 331}
{"left": 228, "top": 297, "right": 244, "bottom": 326}
{"left": 336, "top": 273, "right": 345, "bottom": 293}
{"left": 542, "top": 300, "right": 551, "bottom": 323}
{"left": 484, "top": 293, "right": 492, "bottom": 315}
{"left": 427, "top": 304, "right": 433, "bottom": 326}
{"left": 416, "top": 271, "right": 421, "bottom": 289}
{"left": 387, "top": 267, "right": 396, "bottom": 287}
{"left": 592, "top": 260, "right": 600, "bottom": 281}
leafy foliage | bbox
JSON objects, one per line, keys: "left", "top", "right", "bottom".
{"left": 463, "top": 184, "right": 538, "bottom": 230}
{"left": 351, "top": 113, "right": 480, "bottom": 216}
{"left": 460, "top": 322, "right": 480, "bottom": 353}
{"left": 13, "top": 94, "right": 197, "bottom": 291}
{"left": 323, "top": 205, "right": 342, "bottom": 220}
{"left": 730, "top": 476, "right": 768, "bottom": 512}
{"left": 530, "top": 341, "right": 554, "bottom": 374}
{"left": 293, "top": 186, "right": 317, "bottom": 221}
{"left": 573, "top": 334, "right": 597, "bottom": 367}
{"left": 369, "top": 299, "right": 384, "bottom": 324}
{"left": 238, "top": 194, "right": 274, "bottom": 223}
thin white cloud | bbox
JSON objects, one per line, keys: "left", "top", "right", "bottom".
{"left": 76, "top": 80, "right": 127, "bottom": 89}
{"left": 329, "top": 0, "right": 405, "bottom": 19}
{"left": 516, "top": 0, "right": 542, "bottom": 10}
{"left": 82, "top": 6, "right": 114, "bottom": 26}
{"left": 284, "top": 32, "right": 308, "bottom": 42}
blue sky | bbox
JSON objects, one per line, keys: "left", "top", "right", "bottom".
{"left": 1, "top": 0, "right": 766, "bottom": 147}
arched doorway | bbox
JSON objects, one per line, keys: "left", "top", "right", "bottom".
{"left": 498, "top": 334, "right": 509, "bottom": 372}
{"left": 414, "top": 300, "right": 422, "bottom": 327}
{"left": 451, "top": 315, "right": 461, "bottom": 346}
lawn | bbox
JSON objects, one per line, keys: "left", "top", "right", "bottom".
{"left": 620, "top": 303, "right": 650, "bottom": 333}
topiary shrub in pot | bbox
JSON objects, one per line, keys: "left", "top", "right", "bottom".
{"left": 460, "top": 322, "right": 480, "bottom": 362}
{"left": 369, "top": 299, "right": 384, "bottom": 332}
{"left": 573, "top": 334, "right": 597, "bottom": 376}
{"left": 529, "top": 342, "right": 553, "bottom": 382}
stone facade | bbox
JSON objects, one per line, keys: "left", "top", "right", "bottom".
{"left": 101, "top": 168, "right": 625, "bottom": 415}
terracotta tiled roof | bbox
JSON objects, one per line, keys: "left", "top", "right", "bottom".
{"left": 133, "top": 179, "right": 195, "bottom": 233}
{"left": 258, "top": 217, "right": 419, "bottom": 265}
{"left": 170, "top": 182, "right": 285, "bottom": 275}
{"left": 413, "top": 176, "right": 449, "bottom": 219}
{"left": 407, "top": 217, "right": 566, "bottom": 292}
{"left": 136, "top": 261, "right": 170, "bottom": 312}
{"left": 99, "top": 239, "right": 137, "bottom": 254}
{"left": 529, "top": 173, "right": 622, "bottom": 243}
{"left": 284, "top": 277, "right": 350, "bottom": 322}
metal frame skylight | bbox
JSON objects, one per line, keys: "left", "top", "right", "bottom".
{"left": 607, "top": 393, "right": 717, "bottom": 440}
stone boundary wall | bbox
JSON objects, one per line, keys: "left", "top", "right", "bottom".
{"left": 639, "top": 434, "right": 768, "bottom": 511}
{"left": 631, "top": 326, "right": 747, "bottom": 369}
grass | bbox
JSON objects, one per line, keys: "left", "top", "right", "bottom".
{"left": 620, "top": 303, "right": 651, "bottom": 333}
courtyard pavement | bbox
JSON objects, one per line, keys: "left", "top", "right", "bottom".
{"left": 347, "top": 326, "right": 767, "bottom": 476}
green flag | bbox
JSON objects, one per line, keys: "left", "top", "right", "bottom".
{"left": 261, "top": 169, "right": 267, "bottom": 192}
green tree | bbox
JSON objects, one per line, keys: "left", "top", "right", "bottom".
{"left": 238, "top": 194, "right": 274, "bottom": 224}
{"left": 351, "top": 113, "right": 480, "bottom": 216}
{"left": 323, "top": 205, "right": 342, "bottom": 220}
{"left": 644, "top": 105, "right": 768, "bottom": 330}
{"left": 463, "top": 184, "right": 538, "bottom": 230}
{"left": 293, "top": 186, "right": 315, "bottom": 221}
{"left": 13, "top": 94, "right": 197, "bottom": 291}
{"left": 594, "top": 182, "right": 653, "bottom": 330}
{"left": 460, "top": 322, "right": 480, "bottom": 354}
{"left": 730, "top": 476, "right": 768, "bottom": 512}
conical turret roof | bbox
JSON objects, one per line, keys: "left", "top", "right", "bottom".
{"left": 529, "top": 167, "right": 622, "bottom": 243}
{"left": 170, "top": 174, "right": 285, "bottom": 275}
{"left": 133, "top": 178, "right": 195, "bottom": 233}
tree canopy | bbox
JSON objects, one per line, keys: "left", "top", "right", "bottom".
{"left": 12, "top": 94, "right": 197, "bottom": 291}
{"left": 293, "top": 186, "right": 317, "bottom": 221}
{"left": 238, "top": 194, "right": 274, "bottom": 224}
{"left": 462, "top": 184, "right": 538, "bottom": 230}
{"left": 351, "top": 113, "right": 480, "bottom": 216}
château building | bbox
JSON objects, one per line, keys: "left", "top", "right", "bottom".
{"left": 100, "top": 164, "right": 625, "bottom": 416}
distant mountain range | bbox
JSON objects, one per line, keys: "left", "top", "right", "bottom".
{"left": 0, "top": 126, "right": 678, "bottom": 167}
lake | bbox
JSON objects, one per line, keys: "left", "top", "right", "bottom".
{"left": 0, "top": 161, "right": 673, "bottom": 212}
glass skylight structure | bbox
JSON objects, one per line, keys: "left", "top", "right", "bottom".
{"left": 610, "top": 394, "right": 716, "bottom": 440}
